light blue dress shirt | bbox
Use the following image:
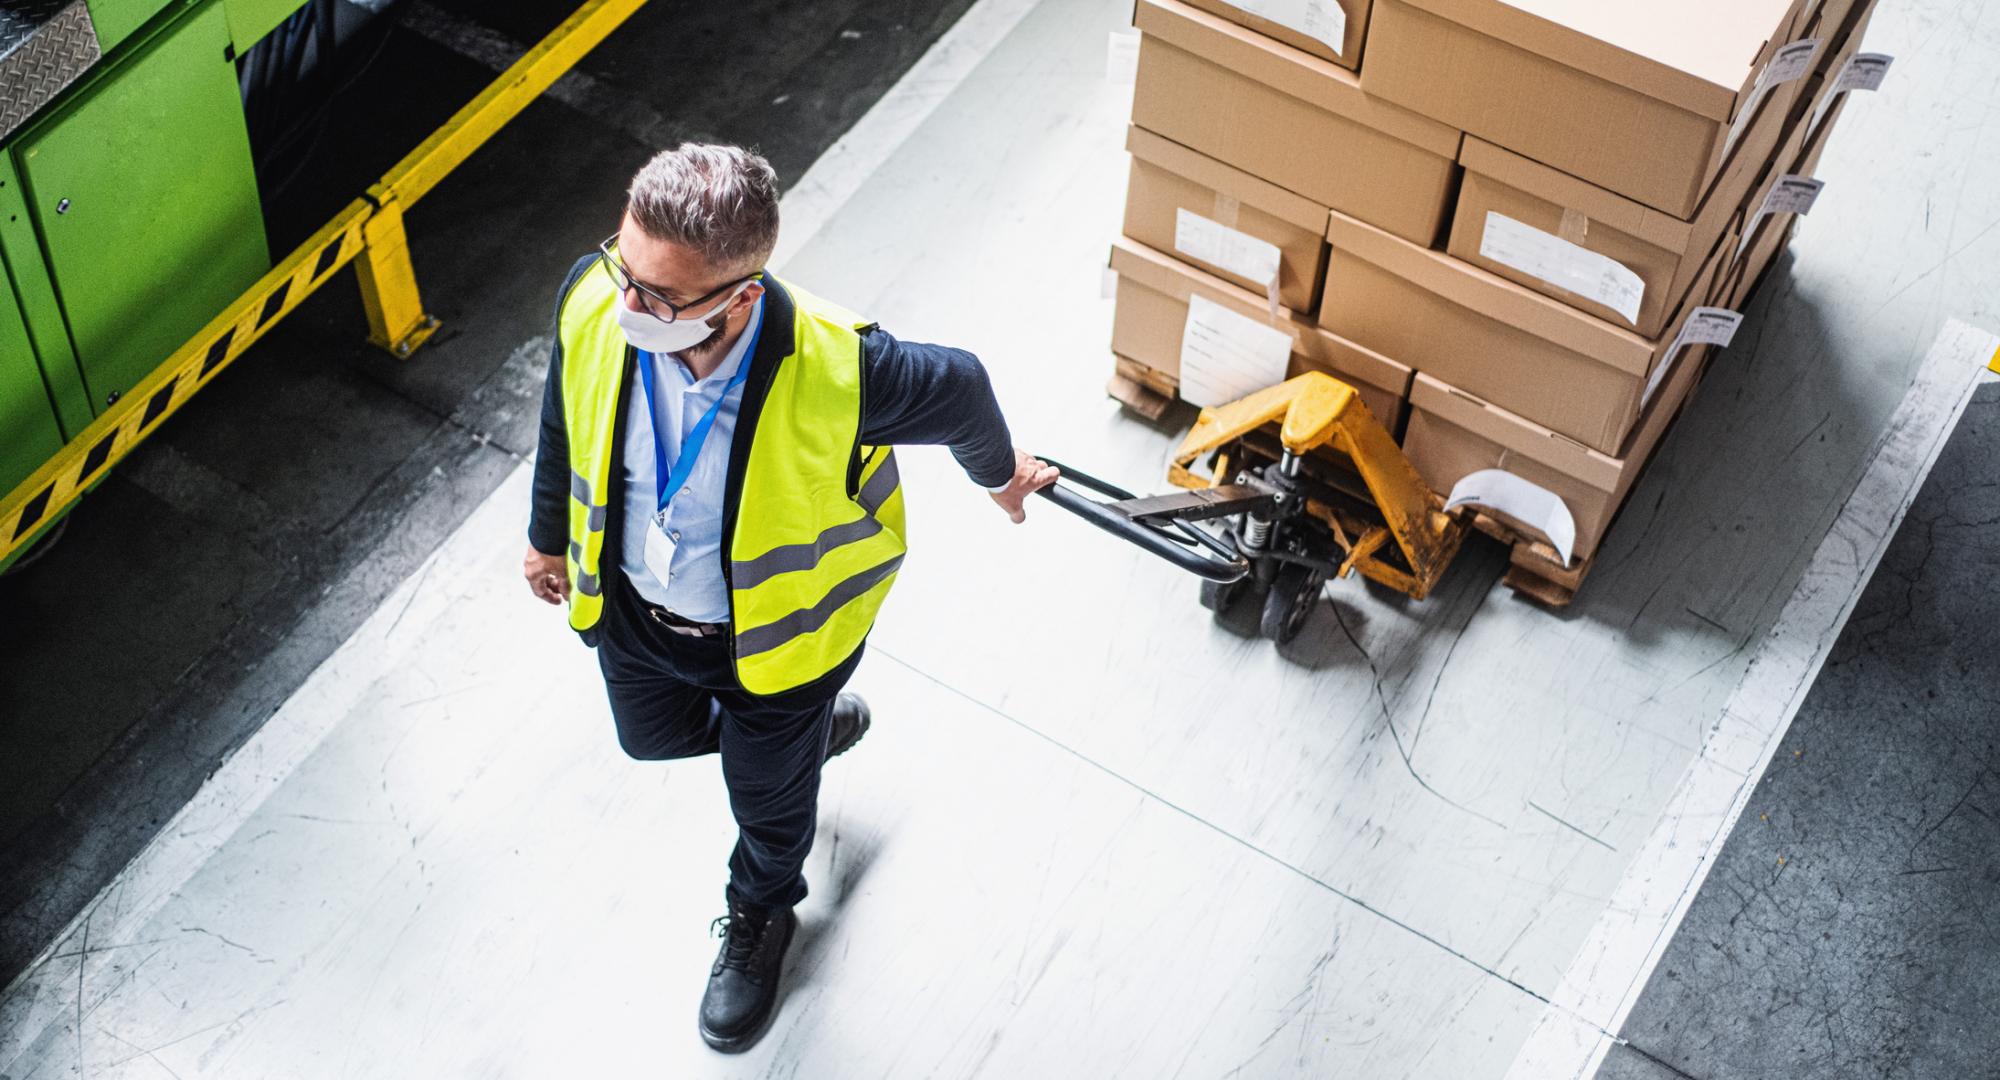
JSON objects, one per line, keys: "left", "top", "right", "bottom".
{"left": 616, "top": 299, "right": 761, "bottom": 622}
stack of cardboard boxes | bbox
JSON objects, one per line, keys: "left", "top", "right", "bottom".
{"left": 1108, "top": 0, "right": 1888, "bottom": 596}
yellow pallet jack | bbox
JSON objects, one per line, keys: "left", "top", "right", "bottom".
{"left": 1036, "top": 372, "right": 1469, "bottom": 642}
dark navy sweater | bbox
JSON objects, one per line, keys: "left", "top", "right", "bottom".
{"left": 527, "top": 255, "right": 1015, "bottom": 637}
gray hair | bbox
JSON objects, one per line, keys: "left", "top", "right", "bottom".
{"left": 625, "top": 143, "right": 781, "bottom": 278}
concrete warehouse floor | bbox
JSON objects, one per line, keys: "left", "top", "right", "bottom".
{"left": 0, "top": 0, "right": 975, "bottom": 987}
{"left": 1598, "top": 382, "right": 2000, "bottom": 1080}
{"left": 3, "top": 0, "right": 1999, "bottom": 1076}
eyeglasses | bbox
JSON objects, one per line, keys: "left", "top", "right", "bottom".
{"left": 597, "top": 233, "right": 756, "bottom": 324}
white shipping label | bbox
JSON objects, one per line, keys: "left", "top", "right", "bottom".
{"left": 1736, "top": 175, "right": 1825, "bottom": 258}
{"left": 1179, "top": 294, "right": 1293, "bottom": 408}
{"left": 1763, "top": 175, "right": 1825, "bottom": 217}
{"left": 1175, "top": 208, "right": 1284, "bottom": 292}
{"left": 1763, "top": 38, "right": 1821, "bottom": 87}
{"left": 1234, "top": 0, "right": 1347, "bottom": 54}
{"left": 1445, "top": 470, "right": 1578, "bottom": 567}
{"left": 1647, "top": 307, "right": 1742, "bottom": 406}
{"left": 1479, "top": 212, "right": 1646, "bottom": 326}
{"left": 1812, "top": 53, "right": 1895, "bottom": 135}
{"left": 1677, "top": 307, "right": 1744, "bottom": 349}
{"left": 1726, "top": 39, "right": 1821, "bottom": 152}
{"left": 1835, "top": 53, "right": 1895, "bottom": 94}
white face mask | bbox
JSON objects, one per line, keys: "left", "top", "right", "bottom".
{"left": 613, "top": 280, "right": 751, "bottom": 355}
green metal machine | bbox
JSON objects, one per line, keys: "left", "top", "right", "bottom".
{"left": 2, "top": 0, "right": 645, "bottom": 573}
{"left": 1, "top": 0, "right": 312, "bottom": 569}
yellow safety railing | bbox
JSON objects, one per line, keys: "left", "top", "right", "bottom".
{"left": 1, "top": 0, "right": 648, "bottom": 564}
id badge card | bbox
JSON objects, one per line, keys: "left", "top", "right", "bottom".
{"left": 643, "top": 509, "right": 678, "bottom": 583}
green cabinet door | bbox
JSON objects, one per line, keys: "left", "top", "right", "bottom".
{"left": 224, "top": 0, "right": 309, "bottom": 50}
{"left": 88, "top": 0, "right": 183, "bottom": 54}
{"left": 1, "top": 148, "right": 94, "bottom": 440}
{"left": 0, "top": 282, "right": 66, "bottom": 500}
{"left": 19, "top": 0, "right": 269, "bottom": 416}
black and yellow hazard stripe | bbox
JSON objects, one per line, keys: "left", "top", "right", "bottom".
{"left": 0, "top": 0, "right": 650, "bottom": 567}
{"left": 1, "top": 204, "right": 370, "bottom": 562}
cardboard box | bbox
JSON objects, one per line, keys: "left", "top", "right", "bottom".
{"left": 1780, "top": 2, "right": 1875, "bottom": 131}
{"left": 1722, "top": 213, "right": 1795, "bottom": 313}
{"left": 1400, "top": 330, "right": 1715, "bottom": 564}
{"left": 1448, "top": 127, "right": 1756, "bottom": 338}
{"left": 1133, "top": 0, "right": 1461, "bottom": 247}
{"left": 1720, "top": 90, "right": 1845, "bottom": 308}
{"left": 1320, "top": 209, "right": 1727, "bottom": 456}
{"left": 1797, "top": 0, "right": 1875, "bottom": 58}
{"left": 1178, "top": 0, "right": 1372, "bottom": 70}
{"left": 1789, "top": 0, "right": 1879, "bottom": 160}
{"left": 1362, "top": 0, "right": 1813, "bottom": 217}
{"left": 1443, "top": 14, "right": 1855, "bottom": 342}
{"left": 1123, "top": 126, "right": 1331, "bottom": 313}
{"left": 1110, "top": 237, "right": 1413, "bottom": 428}
{"left": 1713, "top": 23, "right": 1869, "bottom": 308}
{"left": 1718, "top": 112, "right": 1818, "bottom": 295}
{"left": 1702, "top": 5, "right": 1873, "bottom": 304}
{"left": 1790, "top": 73, "right": 1850, "bottom": 177}
{"left": 1712, "top": 39, "right": 1864, "bottom": 308}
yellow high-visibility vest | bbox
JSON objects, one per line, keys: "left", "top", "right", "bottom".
{"left": 556, "top": 261, "right": 907, "bottom": 695}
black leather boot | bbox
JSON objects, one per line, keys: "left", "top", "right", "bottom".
{"left": 824, "top": 692, "right": 871, "bottom": 761}
{"left": 698, "top": 889, "right": 798, "bottom": 1053}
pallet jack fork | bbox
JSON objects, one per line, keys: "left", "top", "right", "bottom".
{"left": 1035, "top": 372, "right": 1469, "bottom": 643}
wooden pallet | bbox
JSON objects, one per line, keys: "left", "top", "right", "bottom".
{"left": 1494, "top": 224, "right": 1817, "bottom": 604}
{"left": 1101, "top": 337, "right": 1736, "bottom": 610}
{"left": 1467, "top": 511, "right": 1594, "bottom": 608}
{"left": 1106, "top": 357, "right": 1177, "bottom": 420}
{"left": 1471, "top": 321, "right": 1744, "bottom": 608}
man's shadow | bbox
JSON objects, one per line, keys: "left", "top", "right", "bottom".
{"left": 782, "top": 802, "right": 885, "bottom": 988}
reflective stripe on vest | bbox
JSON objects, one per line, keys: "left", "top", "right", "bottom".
{"left": 555, "top": 265, "right": 906, "bottom": 695}
{"left": 726, "top": 280, "right": 906, "bottom": 695}
{"left": 730, "top": 453, "right": 900, "bottom": 589}
{"left": 556, "top": 264, "right": 628, "bottom": 624}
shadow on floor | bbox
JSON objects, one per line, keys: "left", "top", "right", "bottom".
{"left": 0, "top": 0, "right": 975, "bottom": 988}
{"left": 1600, "top": 382, "right": 2000, "bottom": 1080}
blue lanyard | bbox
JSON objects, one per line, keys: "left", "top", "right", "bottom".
{"left": 636, "top": 299, "right": 762, "bottom": 516}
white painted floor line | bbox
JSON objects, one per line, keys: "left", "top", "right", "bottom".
{"left": 1504, "top": 319, "right": 2000, "bottom": 1080}
{"left": 768, "top": 0, "right": 1045, "bottom": 270}
{"left": 0, "top": 0, "right": 1024, "bottom": 1043}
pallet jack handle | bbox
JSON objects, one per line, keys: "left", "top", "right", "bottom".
{"left": 1030, "top": 457, "right": 1253, "bottom": 583}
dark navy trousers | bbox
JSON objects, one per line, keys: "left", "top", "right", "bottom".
{"left": 595, "top": 571, "right": 863, "bottom": 914}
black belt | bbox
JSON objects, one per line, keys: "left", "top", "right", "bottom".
{"left": 643, "top": 602, "right": 728, "bottom": 638}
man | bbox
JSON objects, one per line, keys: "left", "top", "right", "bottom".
{"left": 522, "top": 143, "right": 1058, "bottom": 1053}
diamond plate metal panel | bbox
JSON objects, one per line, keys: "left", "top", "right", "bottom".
{"left": 1, "top": 1, "right": 102, "bottom": 141}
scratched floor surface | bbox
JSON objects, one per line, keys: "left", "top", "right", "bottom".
{"left": 1597, "top": 383, "right": 2000, "bottom": 1080}
{"left": 0, "top": 0, "right": 979, "bottom": 986}
{"left": 4, "top": 0, "right": 1999, "bottom": 1075}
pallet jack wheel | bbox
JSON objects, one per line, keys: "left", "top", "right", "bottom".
{"left": 1199, "top": 576, "right": 1244, "bottom": 613}
{"left": 1259, "top": 562, "right": 1325, "bottom": 644}
{"left": 1200, "top": 573, "right": 1267, "bottom": 638}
